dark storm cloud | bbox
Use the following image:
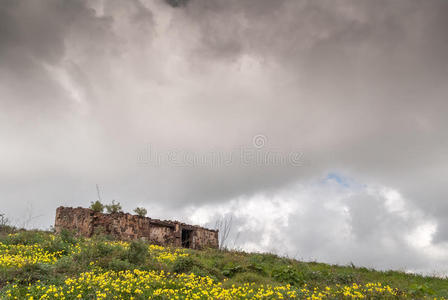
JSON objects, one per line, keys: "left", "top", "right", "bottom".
{"left": 1, "top": 0, "right": 448, "bottom": 273}
{"left": 165, "top": 0, "right": 190, "bottom": 8}
{"left": 165, "top": 0, "right": 448, "bottom": 217}
{"left": 0, "top": 1, "right": 105, "bottom": 107}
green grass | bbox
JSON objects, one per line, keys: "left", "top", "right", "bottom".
{"left": 0, "top": 228, "right": 447, "bottom": 299}
{"left": 188, "top": 248, "right": 448, "bottom": 297}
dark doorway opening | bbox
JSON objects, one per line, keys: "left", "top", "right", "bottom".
{"left": 181, "top": 229, "right": 193, "bottom": 248}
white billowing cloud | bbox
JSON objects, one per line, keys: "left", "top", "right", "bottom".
{"left": 188, "top": 175, "right": 448, "bottom": 274}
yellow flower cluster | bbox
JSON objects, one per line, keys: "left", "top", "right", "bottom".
{"left": 104, "top": 241, "right": 189, "bottom": 263}
{"left": 297, "top": 282, "right": 401, "bottom": 299}
{"left": 148, "top": 244, "right": 189, "bottom": 263}
{"left": 3, "top": 268, "right": 416, "bottom": 300}
{"left": 104, "top": 240, "right": 129, "bottom": 249}
{"left": 0, "top": 243, "right": 61, "bottom": 268}
{"left": 3, "top": 269, "right": 301, "bottom": 299}
{"left": 0, "top": 236, "right": 187, "bottom": 270}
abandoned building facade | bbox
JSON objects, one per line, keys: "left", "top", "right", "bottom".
{"left": 54, "top": 206, "right": 219, "bottom": 249}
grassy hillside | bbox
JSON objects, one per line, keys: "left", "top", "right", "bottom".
{"left": 0, "top": 229, "right": 447, "bottom": 299}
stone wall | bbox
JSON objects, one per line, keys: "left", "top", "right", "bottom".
{"left": 193, "top": 226, "right": 219, "bottom": 249}
{"left": 54, "top": 206, "right": 218, "bottom": 249}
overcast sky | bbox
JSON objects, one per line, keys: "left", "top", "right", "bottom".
{"left": 1, "top": 0, "right": 448, "bottom": 275}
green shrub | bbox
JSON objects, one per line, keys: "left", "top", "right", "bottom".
{"left": 89, "top": 200, "right": 104, "bottom": 213}
{"left": 232, "top": 272, "right": 266, "bottom": 284}
{"left": 222, "top": 263, "right": 243, "bottom": 277}
{"left": 0, "top": 225, "right": 15, "bottom": 236}
{"left": 254, "top": 253, "right": 278, "bottom": 264}
{"left": 16, "top": 263, "right": 53, "bottom": 284}
{"left": 97, "top": 242, "right": 116, "bottom": 257}
{"left": 333, "top": 272, "right": 357, "bottom": 284}
{"left": 247, "top": 262, "right": 267, "bottom": 275}
{"left": 91, "top": 227, "right": 114, "bottom": 241}
{"left": 409, "top": 283, "right": 436, "bottom": 297}
{"left": 133, "top": 207, "right": 147, "bottom": 217}
{"left": 105, "top": 200, "right": 122, "bottom": 214}
{"left": 42, "top": 237, "right": 68, "bottom": 255}
{"left": 59, "top": 229, "right": 77, "bottom": 245}
{"left": 172, "top": 256, "right": 195, "bottom": 273}
{"left": 54, "top": 256, "right": 76, "bottom": 274}
{"left": 271, "top": 265, "right": 304, "bottom": 285}
{"left": 108, "top": 258, "right": 131, "bottom": 271}
{"left": 127, "top": 240, "right": 148, "bottom": 265}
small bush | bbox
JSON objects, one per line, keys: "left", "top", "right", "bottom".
{"left": 133, "top": 207, "right": 147, "bottom": 217}
{"left": 0, "top": 225, "right": 15, "bottom": 236}
{"left": 271, "top": 265, "right": 304, "bottom": 285}
{"left": 59, "top": 229, "right": 77, "bottom": 245}
{"left": 247, "top": 262, "right": 267, "bottom": 275}
{"left": 90, "top": 201, "right": 104, "bottom": 213}
{"left": 409, "top": 283, "right": 436, "bottom": 297}
{"left": 172, "top": 256, "right": 195, "bottom": 273}
{"left": 109, "top": 258, "right": 131, "bottom": 271}
{"left": 42, "top": 237, "right": 69, "bottom": 255}
{"left": 105, "top": 200, "right": 122, "bottom": 214}
{"left": 254, "top": 253, "right": 278, "bottom": 264}
{"left": 54, "top": 256, "right": 76, "bottom": 274}
{"left": 222, "top": 263, "right": 243, "bottom": 278}
{"left": 17, "top": 263, "right": 53, "bottom": 284}
{"left": 127, "top": 240, "right": 148, "bottom": 265}
{"left": 233, "top": 272, "right": 266, "bottom": 284}
{"left": 333, "top": 272, "right": 357, "bottom": 284}
{"left": 97, "top": 242, "right": 116, "bottom": 257}
{"left": 92, "top": 226, "right": 114, "bottom": 241}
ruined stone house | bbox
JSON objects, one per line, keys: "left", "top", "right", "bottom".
{"left": 54, "top": 206, "right": 218, "bottom": 249}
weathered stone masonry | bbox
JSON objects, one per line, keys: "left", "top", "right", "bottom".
{"left": 54, "top": 206, "right": 218, "bottom": 249}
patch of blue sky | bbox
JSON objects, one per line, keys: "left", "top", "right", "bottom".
{"left": 321, "top": 172, "right": 366, "bottom": 191}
